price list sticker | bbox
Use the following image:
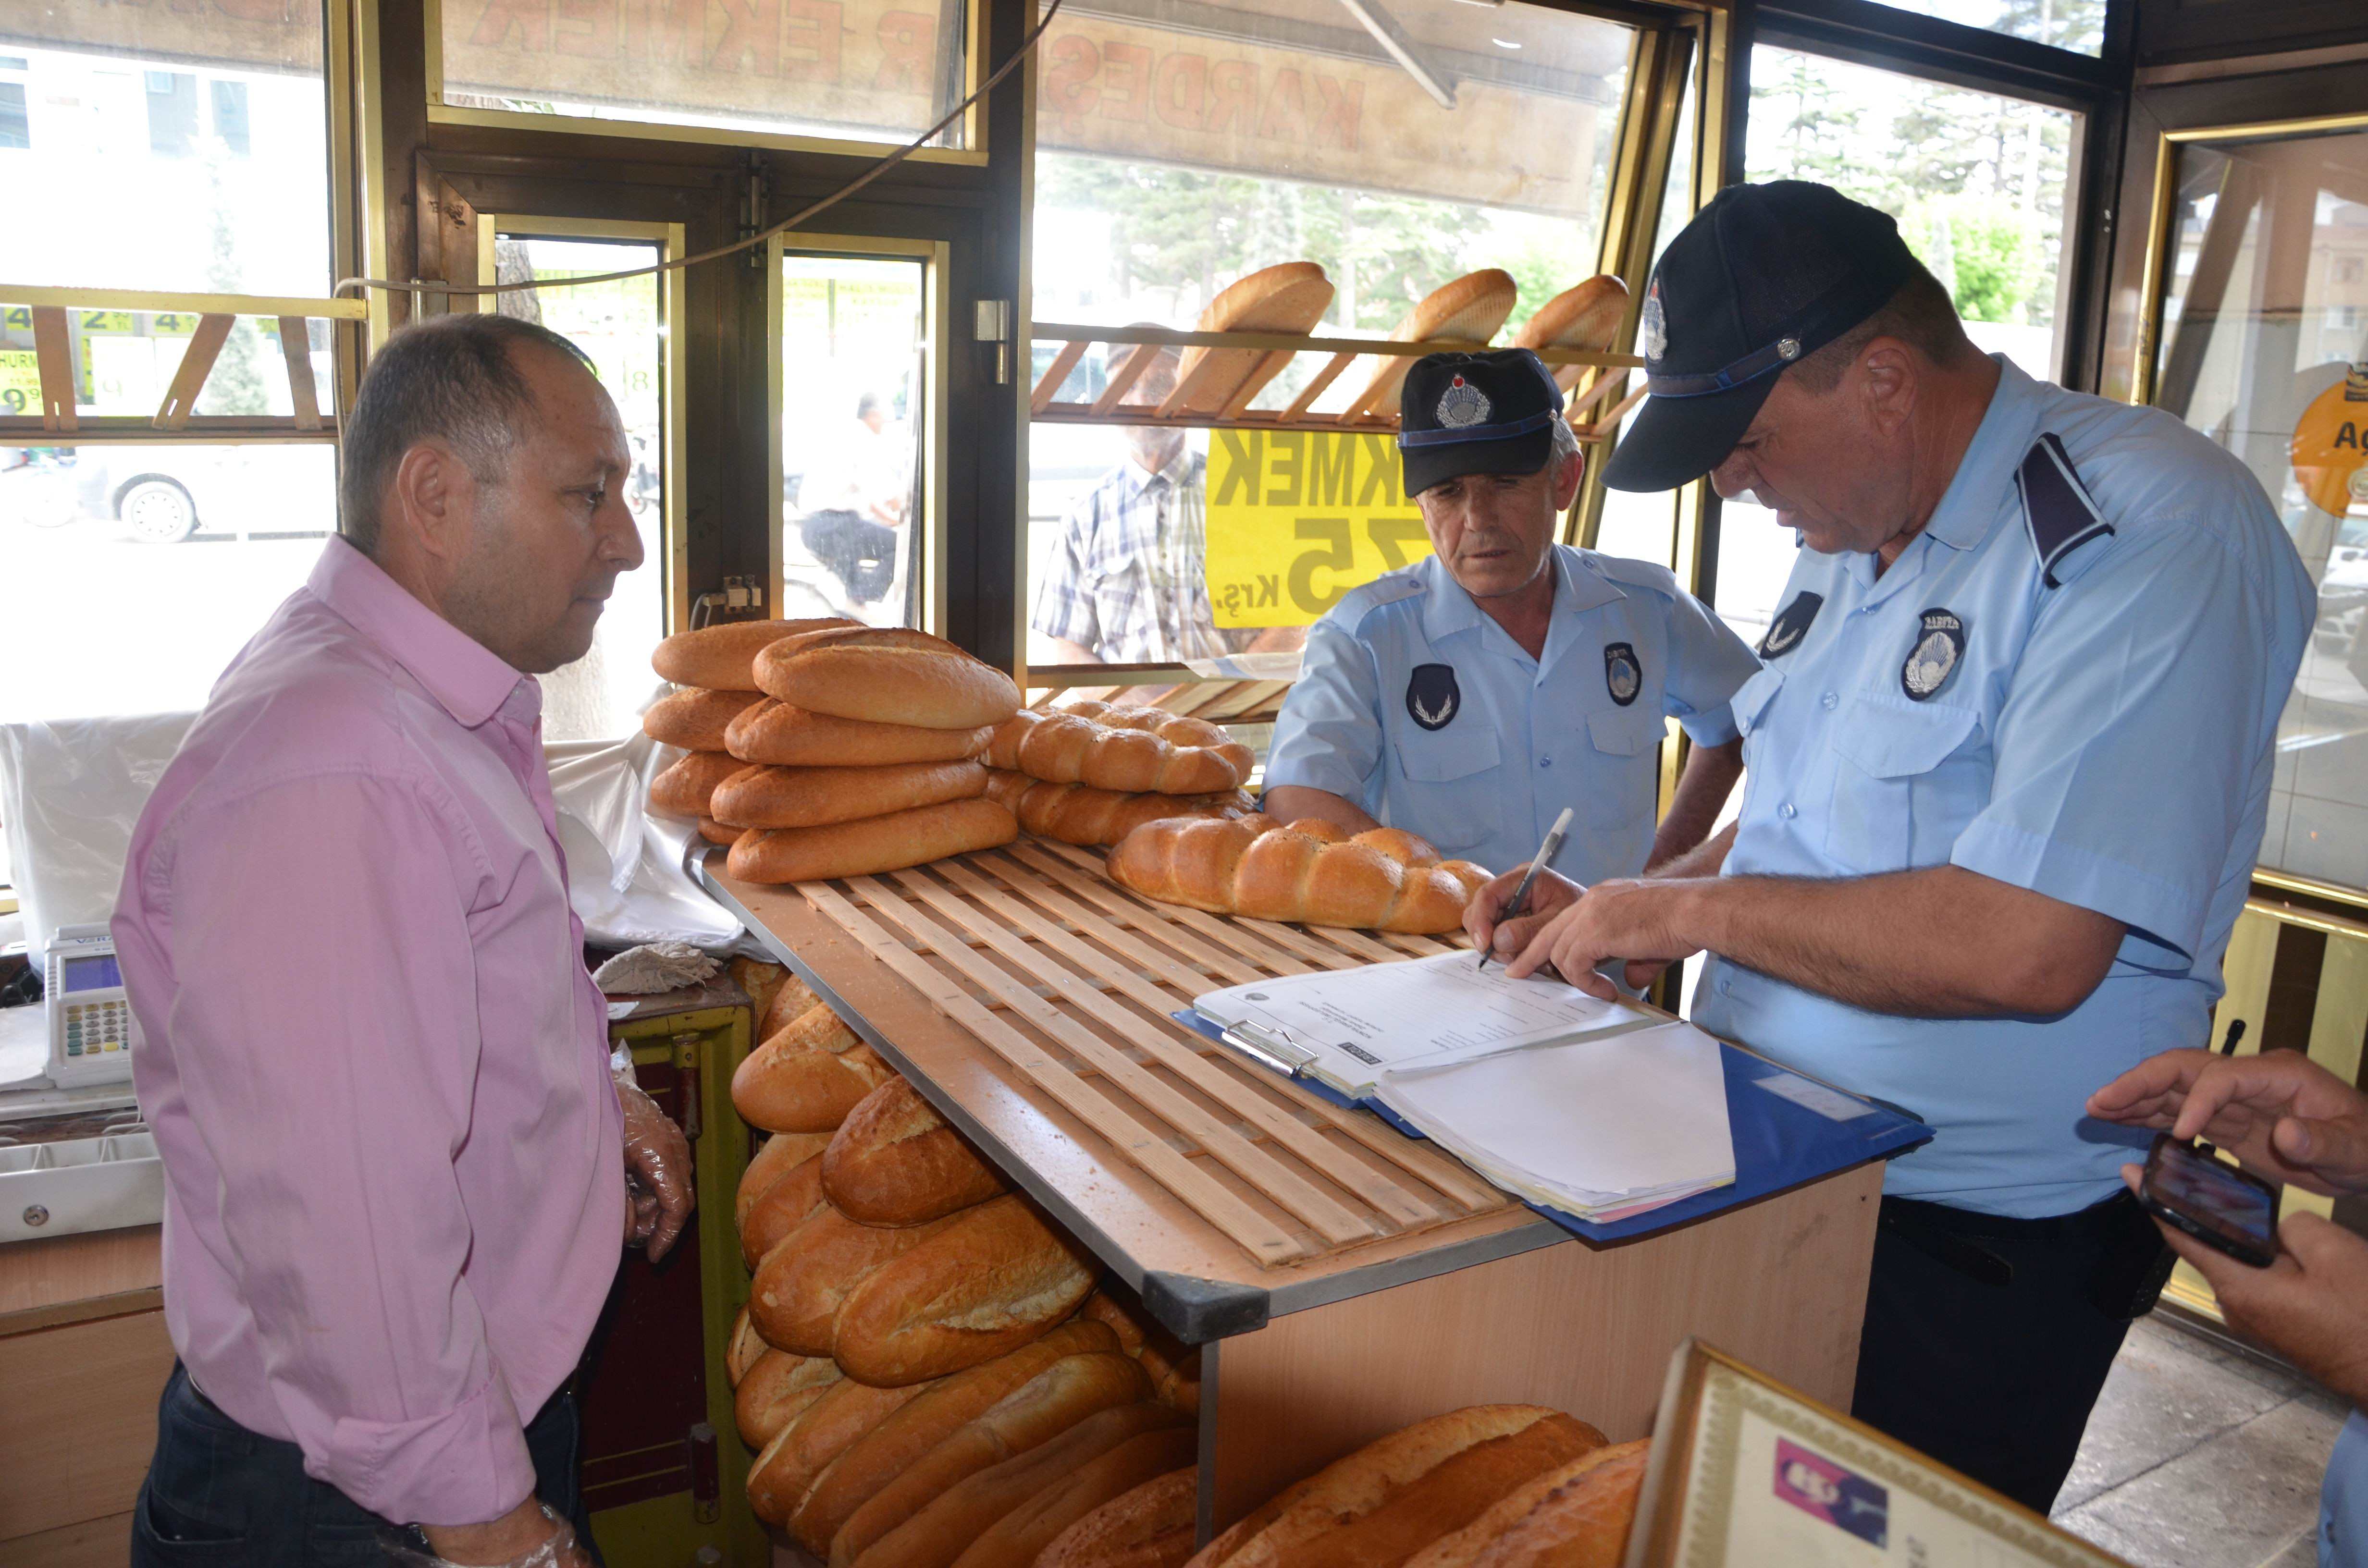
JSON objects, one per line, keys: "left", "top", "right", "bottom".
{"left": 1203, "top": 429, "right": 1433, "bottom": 628}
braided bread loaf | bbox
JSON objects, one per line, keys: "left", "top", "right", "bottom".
{"left": 1107, "top": 816, "right": 1490, "bottom": 934}
{"left": 987, "top": 700, "right": 1252, "bottom": 795}
{"left": 985, "top": 769, "right": 1255, "bottom": 847}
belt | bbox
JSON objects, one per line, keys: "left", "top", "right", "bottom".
{"left": 1878, "top": 1191, "right": 2171, "bottom": 1318}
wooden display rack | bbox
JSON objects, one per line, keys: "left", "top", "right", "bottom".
{"left": 700, "top": 839, "right": 1887, "bottom": 1539}
{"left": 1028, "top": 322, "right": 1648, "bottom": 441}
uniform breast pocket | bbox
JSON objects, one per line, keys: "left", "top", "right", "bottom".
{"left": 1826, "top": 694, "right": 1983, "bottom": 874}
{"left": 1582, "top": 707, "right": 1665, "bottom": 830}
{"left": 1389, "top": 727, "right": 1504, "bottom": 855}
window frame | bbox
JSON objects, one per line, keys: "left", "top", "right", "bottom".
{"left": 416, "top": 0, "right": 990, "bottom": 163}
{"left": 767, "top": 230, "right": 954, "bottom": 634}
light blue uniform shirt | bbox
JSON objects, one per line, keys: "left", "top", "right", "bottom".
{"left": 2325, "top": 1411, "right": 2367, "bottom": 1568}
{"left": 1265, "top": 545, "right": 1760, "bottom": 882}
{"left": 1694, "top": 357, "right": 2314, "bottom": 1218}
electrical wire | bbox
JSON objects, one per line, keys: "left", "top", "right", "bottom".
{"left": 332, "top": 0, "right": 1063, "bottom": 303}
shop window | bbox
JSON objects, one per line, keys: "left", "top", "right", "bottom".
{"left": 1026, "top": 0, "right": 1634, "bottom": 669}
{"left": 210, "top": 78, "right": 250, "bottom": 156}
{"left": 1850, "top": 0, "right": 2105, "bottom": 56}
{"left": 1707, "top": 45, "right": 2078, "bottom": 652}
{"left": 433, "top": 0, "right": 972, "bottom": 150}
{"left": 776, "top": 247, "right": 934, "bottom": 631}
{"left": 146, "top": 70, "right": 198, "bottom": 156}
{"left": 0, "top": 82, "right": 26, "bottom": 149}
{"left": 2142, "top": 123, "right": 2368, "bottom": 895}
{"left": 483, "top": 230, "right": 679, "bottom": 742}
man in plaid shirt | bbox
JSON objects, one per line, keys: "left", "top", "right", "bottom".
{"left": 1031, "top": 346, "right": 1235, "bottom": 664}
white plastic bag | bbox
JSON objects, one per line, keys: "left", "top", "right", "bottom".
{"left": 0, "top": 713, "right": 195, "bottom": 961}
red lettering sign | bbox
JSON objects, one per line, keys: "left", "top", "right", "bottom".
{"left": 875, "top": 10, "right": 932, "bottom": 89}
{"left": 469, "top": 0, "right": 551, "bottom": 52}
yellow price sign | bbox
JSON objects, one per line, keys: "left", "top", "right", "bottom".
{"left": 1204, "top": 430, "right": 1433, "bottom": 627}
{"left": 2, "top": 306, "right": 31, "bottom": 332}
{"left": 0, "top": 350, "right": 39, "bottom": 415}
{"left": 79, "top": 310, "right": 136, "bottom": 334}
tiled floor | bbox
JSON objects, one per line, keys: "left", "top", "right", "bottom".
{"left": 2051, "top": 1313, "right": 2347, "bottom": 1567}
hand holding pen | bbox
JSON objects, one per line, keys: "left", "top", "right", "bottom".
{"left": 1475, "top": 807, "right": 1575, "bottom": 973}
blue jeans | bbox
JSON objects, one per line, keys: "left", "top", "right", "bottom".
{"left": 2327, "top": 1409, "right": 2368, "bottom": 1568}
{"left": 130, "top": 1364, "right": 599, "bottom": 1567}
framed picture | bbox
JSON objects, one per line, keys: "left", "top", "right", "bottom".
{"left": 1628, "top": 1341, "right": 2135, "bottom": 1568}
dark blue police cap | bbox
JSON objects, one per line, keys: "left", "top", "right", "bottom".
{"left": 1397, "top": 349, "right": 1565, "bottom": 497}
{"left": 1603, "top": 181, "right": 1919, "bottom": 493}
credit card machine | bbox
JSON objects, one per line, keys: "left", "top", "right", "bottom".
{"left": 46, "top": 924, "right": 141, "bottom": 1088}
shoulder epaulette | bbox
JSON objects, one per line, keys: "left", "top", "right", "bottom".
{"left": 2017, "top": 432, "right": 2114, "bottom": 588}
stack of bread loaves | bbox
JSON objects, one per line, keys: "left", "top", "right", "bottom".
{"left": 645, "top": 618, "right": 855, "bottom": 845}
{"left": 724, "top": 958, "right": 1201, "bottom": 1568}
{"left": 1107, "top": 816, "right": 1491, "bottom": 935}
{"left": 646, "top": 621, "right": 1029, "bottom": 883}
{"left": 1188, "top": 1407, "right": 1651, "bottom": 1568}
{"left": 984, "top": 699, "right": 1258, "bottom": 848}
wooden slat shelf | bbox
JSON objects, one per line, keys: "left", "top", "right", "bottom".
{"left": 700, "top": 839, "right": 1604, "bottom": 1339}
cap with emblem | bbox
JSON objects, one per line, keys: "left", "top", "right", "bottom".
{"left": 1396, "top": 348, "right": 1566, "bottom": 497}
{"left": 1603, "top": 180, "right": 1920, "bottom": 494}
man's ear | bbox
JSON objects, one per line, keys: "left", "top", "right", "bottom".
{"left": 1549, "top": 443, "right": 1586, "bottom": 510}
{"left": 1856, "top": 338, "right": 1918, "bottom": 437}
{"left": 388, "top": 440, "right": 472, "bottom": 564}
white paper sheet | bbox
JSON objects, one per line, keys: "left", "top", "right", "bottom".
{"left": 1375, "top": 1019, "right": 1734, "bottom": 1214}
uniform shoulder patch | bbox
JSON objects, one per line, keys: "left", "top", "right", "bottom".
{"left": 1759, "top": 591, "right": 1823, "bottom": 659}
{"left": 2017, "top": 432, "right": 2115, "bottom": 588}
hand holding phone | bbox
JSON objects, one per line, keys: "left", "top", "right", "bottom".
{"left": 2137, "top": 1134, "right": 2281, "bottom": 1269}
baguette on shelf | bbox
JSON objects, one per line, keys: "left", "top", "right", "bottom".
{"left": 647, "top": 750, "right": 752, "bottom": 820}
{"left": 736, "top": 1347, "right": 846, "bottom": 1448}
{"left": 1108, "top": 816, "right": 1490, "bottom": 934}
{"left": 733, "top": 1001, "right": 899, "bottom": 1133}
{"left": 1174, "top": 262, "right": 1336, "bottom": 416}
{"left": 653, "top": 617, "right": 857, "bottom": 691}
{"left": 749, "top": 1204, "right": 965, "bottom": 1357}
{"left": 1080, "top": 1289, "right": 1200, "bottom": 1416}
{"left": 825, "top": 1076, "right": 1011, "bottom": 1226}
{"left": 832, "top": 1194, "right": 1101, "bottom": 1386}
{"left": 950, "top": 1424, "right": 1199, "bottom": 1568}
{"left": 729, "top": 699, "right": 998, "bottom": 768}
{"left": 728, "top": 798, "right": 1021, "bottom": 886}
{"left": 642, "top": 686, "right": 765, "bottom": 751}
{"left": 755, "top": 627, "right": 1024, "bottom": 732}
{"left": 1512, "top": 276, "right": 1632, "bottom": 396}
{"left": 1343, "top": 270, "right": 1522, "bottom": 420}
{"left": 713, "top": 759, "right": 990, "bottom": 832}
{"left": 984, "top": 771, "right": 1255, "bottom": 849}
{"left": 1034, "top": 1469, "right": 1198, "bottom": 1568}
{"left": 741, "top": 1139, "right": 832, "bottom": 1270}
{"left": 1187, "top": 1409, "right": 1645, "bottom": 1568}
{"left": 750, "top": 1375, "right": 938, "bottom": 1531}
{"left": 728, "top": 957, "right": 797, "bottom": 1029}
{"left": 987, "top": 702, "right": 1253, "bottom": 795}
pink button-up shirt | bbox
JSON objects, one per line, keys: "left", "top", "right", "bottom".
{"left": 113, "top": 538, "right": 625, "bottom": 1526}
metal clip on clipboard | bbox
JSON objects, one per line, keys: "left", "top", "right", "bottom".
{"left": 1218, "top": 1020, "right": 1318, "bottom": 1078}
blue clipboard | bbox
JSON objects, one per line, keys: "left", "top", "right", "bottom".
{"left": 1173, "top": 1009, "right": 1931, "bottom": 1243}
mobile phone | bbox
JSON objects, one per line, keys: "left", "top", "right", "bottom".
{"left": 2138, "top": 1134, "right": 2281, "bottom": 1268}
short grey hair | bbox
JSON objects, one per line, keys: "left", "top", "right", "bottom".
{"left": 1549, "top": 413, "right": 1582, "bottom": 480}
{"left": 338, "top": 312, "right": 595, "bottom": 557}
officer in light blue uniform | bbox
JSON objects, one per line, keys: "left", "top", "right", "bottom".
{"left": 1468, "top": 182, "right": 2314, "bottom": 1514}
{"left": 1264, "top": 349, "right": 1760, "bottom": 882}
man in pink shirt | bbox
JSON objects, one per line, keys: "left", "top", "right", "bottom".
{"left": 113, "top": 313, "right": 692, "bottom": 1568}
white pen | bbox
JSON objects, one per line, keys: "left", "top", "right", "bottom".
{"left": 1478, "top": 806, "right": 1575, "bottom": 971}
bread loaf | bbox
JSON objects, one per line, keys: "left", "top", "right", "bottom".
{"left": 643, "top": 686, "right": 765, "bottom": 750}
{"left": 727, "top": 1306, "right": 769, "bottom": 1389}
{"left": 1079, "top": 1291, "right": 1198, "bottom": 1413}
{"left": 832, "top": 1194, "right": 1100, "bottom": 1385}
{"left": 714, "top": 760, "right": 989, "bottom": 831}
{"left": 1460, "top": 1441, "right": 1648, "bottom": 1568}
{"left": 1186, "top": 1407, "right": 1571, "bottom": 1568}
{"left": 750, "top": 1376, "right": 934, "bottom": 1527}
{"left": 729, "top": 699, "right": 997, "bottom": 768}
{"left": 729, "top": 957, "right": 795, "bottom": 1027}
{"left": 731, "top": 1002, "right": 898, "bottom": 1133}
{"left": 788, "top": 1320, "right": 1122, "bottom": 1553}
{"left": 755, "top": 629, "right": 1023, "bottom": 731}
{"left": 760, "top": 972, "right": 824, "bottom": 1040}
{"left": 1511, "top": 277, "right": 1631, "bottom": 393}
{"left": 987, "top": 704, "right": 1252, "bottom": 795}
{"left": 1343, "top": 270, "right": 1521, "bottom": 420}
{"left": 1260, "top": 1415, "right": 1601, "bottom": 1568}
{"left": 699, "top": 816, "right": 743, "bottom": 847}
{"left": 748, "top": 1205, "right": 964, "bottom": 1356}
{"left": 1109, "top": 817, "right": 1491, "bottom": 934}
{"left": 831, "top": 1351, "right": 1154, "bottom": 1568}
{"left": 649, "top": 750, "right": 753, "bottom": 819}
{"left": 654, "top": 617, "right": 857, "bottom": 691}
{"left": 1034, "top": 1470, "right": 1198, "bottom": 1568}
{"left": 1399, "top": 1441, "right": 1632, "bottom": 1568}
{"left": 985, "top": 772, "right": 1255, "bottom": 848}
{"left": 851, "top": 1403, "right": 1189, "bottom": 1568}
{"left": 728, "top": 798, "right": 1020, "bottom": 886}
{"left": 824, "top": 1077, "right": 1009, "bottom": 1226}
{"left": 1175, "top": 263, "right": 1336, "bottom": 416}
{"left": 737, "top": 1128, "right": 834, "bottom": 1232}
{"left": 950, "top": 1426, "right": 1198, "bottom": 1568}
{"left": 741, "top": 1145, "right": 831, "bottom": 1271}
{"left": 736, "top": 1348, "right": 846, "bottom": 1448}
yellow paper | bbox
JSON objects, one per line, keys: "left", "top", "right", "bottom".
{"left": 1203, "top": 429, "right": 1432, "bottom": 627}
